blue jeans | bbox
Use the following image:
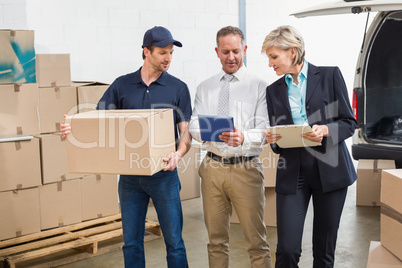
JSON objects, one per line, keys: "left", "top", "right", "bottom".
{"left": 119, "top": 169, "right": 188, "bottom": 268}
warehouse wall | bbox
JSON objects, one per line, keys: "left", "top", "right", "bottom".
{"left": 0, "top": 0, "right": 371, "bottom": 104}
{"left": 246, "top": 0, "right": 372, "bottom": 101}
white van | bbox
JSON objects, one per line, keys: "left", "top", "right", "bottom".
{"left": 293, "top": 0, "right": 402, "bottom": 168}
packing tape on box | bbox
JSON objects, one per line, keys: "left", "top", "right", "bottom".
{"left": 14, "top": 84, "right": 21, "bottom": 92}
{"left": 57, "top": 181, "right": 63, "bottom": 191}
{"left": 14, "top": 141, "right": 22, "bottom": 151}
{"left": 58, "top": 216, "right": 64, "bottom": 227}
{"left": 55, "top": 122, "right": 61, "bottom": 131}
{"left": 96, "top": 175, "right": 101, "bottom": 183}
{"left": 61, "top": 174, "right": 66, "bottom": 181}
{"left": 51, "top": 82, "right": 61, "bottom": 92}
{"left": 373, "top": 159, "right": 379, "bottom": 172}
{"left": 381, "top": 202, "right": 402, "bottom": 224}
{"left": 157, "top": 110, "right": 164, "bottom": 119}
{"left": 12, "top": 189, "right": 19, "bottom": 195}
{"left": 16, "top": 228, "right": 22, "bottom": 237}
{"left": 16, "top": 184, "right": 22, "bottom": 190}
{"left": 10, "top": 30, "right": 16, "bottom": 37}
{"left": 97, "top": 213, "right": 103, "bottom": 218}
{"left": 17, "top": 126, "right": 23, "bottom": 135}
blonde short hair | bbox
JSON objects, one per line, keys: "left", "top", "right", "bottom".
{"left": 261, "top": 25, "right": 305, "bottom": 66}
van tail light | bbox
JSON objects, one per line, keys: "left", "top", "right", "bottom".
{"left": 352, "top": 89, "right": 359, "bottom": 126}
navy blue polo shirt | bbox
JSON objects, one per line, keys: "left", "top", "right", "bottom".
{"left": 96, "top": 67, "right": 192, "bottom": 142}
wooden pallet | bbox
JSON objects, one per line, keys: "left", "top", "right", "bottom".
{"left": 0, "top": 214, "right": 161, "bottom": 268}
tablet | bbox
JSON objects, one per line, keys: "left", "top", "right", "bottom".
{"left": 198, "top": 114, "right": 234, "bottom": 142}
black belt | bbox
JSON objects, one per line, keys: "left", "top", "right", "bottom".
{"left": 207, "top": 152, "right": 257, "bottom": 165}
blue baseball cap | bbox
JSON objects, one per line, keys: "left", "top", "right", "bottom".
{"left": 142, "top": 26, "right": 182, "bottom": 48}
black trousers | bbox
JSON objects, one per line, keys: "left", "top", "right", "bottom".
{"left": 275, "top": 149, "right": 348, "bottom": 268}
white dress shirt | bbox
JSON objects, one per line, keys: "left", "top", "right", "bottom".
{"left": 189, "top": 66, "right": 269, "bottom": 157}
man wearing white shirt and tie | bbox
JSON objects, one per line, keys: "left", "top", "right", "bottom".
{"left": 189, "top": 26, "right": 272, "bottom": 268}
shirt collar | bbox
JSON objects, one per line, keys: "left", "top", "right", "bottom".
{"left": 132, "top": 67, "right": 167, "bottom": 86}
{"left": 219, "top": 65, "right": 247, "bottom": 82}
{"left": 285, "top": 60, "right": 308, "bottom": 85}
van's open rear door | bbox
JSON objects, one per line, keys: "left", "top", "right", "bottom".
{"left": 292, "top": 0, "right": 402, "bottom": 18}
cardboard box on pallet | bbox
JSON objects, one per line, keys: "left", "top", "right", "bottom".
{"left": 39, "top": 179, "right": 82, "bottom": 230}
{"left": 0, "top": 137, "right": 41, "bottom": 192}
{"left": 0, "top": 30, "right": 36, "bottom": 84}
{"left": 357, "top": 159, "right": 395, "bottom": 207}
{"left": 381, "top": 169, "right": 402, "bottom": 261}
{"left": 35, "top": 54, "right": 71, "bottom": 88}
{"left": 36, "top": 134, "right": 83, "bottom": 184}
{"left": 74, "top": 81, "right": 110, "bottom": 113}
{"left": 81, "top": 174, "right": 119, "bottom": 221}
{"left": 367, "top": 241, "right": 402, "bottom": 268}
{"left": 38, "top": 86, "right": 77, "bottom": 134}
{"left": 0, "top": 187, "right": 41, "bottom": 241}
{"left": 0, "top": 83, "right": 39, "bottom": 136}
{"left": 177, "top": 144, "right": 201, "bottom": 200}
{"left": 65, "top": 109, "right": 175, "bottom": 176}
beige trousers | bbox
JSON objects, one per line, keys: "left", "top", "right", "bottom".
{"left": 199, "top": 155, "right": 273, "bottom": 268}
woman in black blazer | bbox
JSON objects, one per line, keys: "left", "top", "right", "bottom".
{"left": 261, "top": 25, "right": 357, "bottom": 268}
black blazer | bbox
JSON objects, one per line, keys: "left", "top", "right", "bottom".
{"left": 266, "top": 63, "right": 357, "bottom": 194}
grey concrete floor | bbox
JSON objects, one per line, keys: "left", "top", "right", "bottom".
{"left": 57, "top": 182, "right": 380, "bottom": 268}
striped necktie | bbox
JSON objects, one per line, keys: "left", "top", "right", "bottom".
{"left": 217, "top": 74, "right": 234, "bottom": 151}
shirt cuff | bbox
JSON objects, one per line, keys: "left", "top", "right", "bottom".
{"left": 242, "top": 129, "right": 266, "bottom": 150}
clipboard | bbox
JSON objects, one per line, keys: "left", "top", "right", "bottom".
{"left": 265, "top": 125, "right": 321, "bottom": 148}
{"left": 198, "top": 114, "right": 234, "bottom": 142}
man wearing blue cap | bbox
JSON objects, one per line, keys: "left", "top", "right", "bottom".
{"left": 61, "top": 26, "right": 191, "bottom": 268}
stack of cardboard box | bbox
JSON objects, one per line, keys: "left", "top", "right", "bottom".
{"left": 36, "top": 54, "right": 76, "bottom": 134}
{"left": 35, "top": 53, "right": 121, "bottom": 231}
{"left": 356, "top": 159, "right": 395, "bottom": 207}
{"left": 354, "top": 158, "right": 402, "bottom": 266}
{"left": 35, "top": 53, "right": 83, "bottom": 230}
{"left": 1, "top": 29, "right": 202, "bottom": 243}
{"left": 0, "top": 29, "right": 120, "bottom": 242}
{"left": 372, "top": 169, "right": 402, "bottom": 266}
{"left": 1, "top": 30, "right": 42, "bottom": 241}
{"left": 364, "top": 167, "right": 402, "bottom": 267}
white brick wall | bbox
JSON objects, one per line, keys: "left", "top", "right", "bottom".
{"left": 0, "top": 0, "right": 371, "bottom": 104}
{"left": 0, "top": 0, "right": 27, "bottom": 29}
